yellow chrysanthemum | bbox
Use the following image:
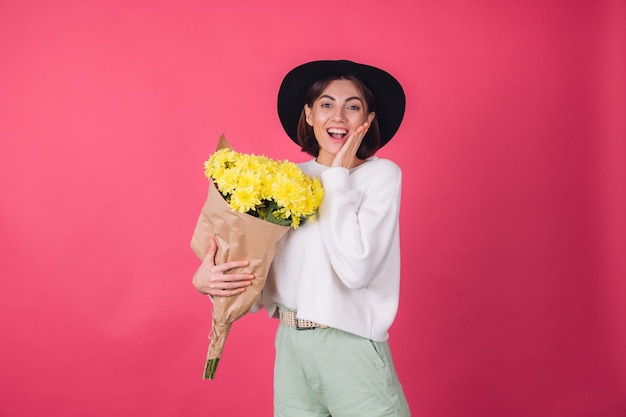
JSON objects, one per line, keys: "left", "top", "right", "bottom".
{"left": 214, "top": 169, "right": 239, "bottom": 195}
{"left": 272, "top": 175, "right": 305, "bottom": 212}
{"left": 229, "top": 186, "right": 262, "bottom": 213}
{"left": 203, "top": 147, "right": 324, "bottom": 229}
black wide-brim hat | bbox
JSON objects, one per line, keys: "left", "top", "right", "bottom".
{"left": 277, "top": 60, "right": 406, "bottom": 148}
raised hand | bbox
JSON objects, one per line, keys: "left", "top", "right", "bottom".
{"left": 331, "top": 112, "right": 375, "bottom": 169}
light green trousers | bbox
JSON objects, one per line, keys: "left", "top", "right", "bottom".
{"left": 274, "top": 320, "right": 411, "bottom": 417}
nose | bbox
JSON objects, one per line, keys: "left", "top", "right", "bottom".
{"left": 331, "top": 107, "right": 346, "bottom": 122}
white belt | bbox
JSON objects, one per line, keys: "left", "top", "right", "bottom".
{"left": 280, "top": 309, "right": 328, "bottom": 330}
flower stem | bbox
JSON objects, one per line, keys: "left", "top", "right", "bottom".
{"left": 203, "top": 358, "right": 220, "bottom": 380}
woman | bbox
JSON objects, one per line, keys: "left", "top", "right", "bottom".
{"left": 193, "top": 60, "right": 410, "bottom": 417}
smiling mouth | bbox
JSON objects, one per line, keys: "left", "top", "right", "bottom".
{"left": 327, "top": 128, "right": 348, "bottom": 140}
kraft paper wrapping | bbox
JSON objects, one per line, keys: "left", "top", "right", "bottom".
{"left": 190, "top": 137, "right": 290, "bottom": 379}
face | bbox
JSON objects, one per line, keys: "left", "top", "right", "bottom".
{"left": 304, "top": 79, "right": 372, "bottom": 166}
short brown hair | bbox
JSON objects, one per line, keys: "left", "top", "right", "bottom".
{"left": 296, "top": 75, "right": 381, "bottom": 160}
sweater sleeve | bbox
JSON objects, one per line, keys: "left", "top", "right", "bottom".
{"left": 318, "top": 159, "right": 402, "bottom": 289}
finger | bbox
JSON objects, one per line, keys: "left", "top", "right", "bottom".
{"left": 213, "top": 277, "right": 253, "bottom": 290}
{"left": 211, "top": 287, "right": 247, "bottom": 297}
{"left": 210, "top": 278, "right": 252, "bottom": 294}
{"left": 215, "top": 272, "right": 255, "bottom": 284}
{"left": 341, "top": 124, "right": 365, "bottom": 151}
{"left": 358, "top": 121, "right": 370, "bottom": 139}
{"left": 344, "top": 124, "right": 367, "bottom": 153}
{"left": 202, "top": 237, "right": 218, "bottom": 266}
{"left": 353, "top": 122, "right": 368, "bottom": 141}
{"left": 214, "top": 260, "right": 252, "bottom": 274}
{"left": 196, "top": 272, "right": 252, "bottom": 295}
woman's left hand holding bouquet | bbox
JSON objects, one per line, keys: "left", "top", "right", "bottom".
{"left": 192, "top": 237, "right": 255, "bottom": 297}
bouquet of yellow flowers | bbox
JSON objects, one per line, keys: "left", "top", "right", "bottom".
{"left": 204, "top": 143, "right": 323, "bottom": 229}
{"left": 191, "top": 135, "right": 323, "bottom": 379}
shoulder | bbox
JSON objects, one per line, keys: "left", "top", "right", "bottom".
{"left": 298, "top": 159, "right": 324, "bottom": 177}
{"left": 297, "top": 159, "right": 316, "bottom": 169}
{"left": 366, "top": 157, "right": 401, "bottom": 173}
{"left": 354, "top": 157, "right": 401, "bottom": 182}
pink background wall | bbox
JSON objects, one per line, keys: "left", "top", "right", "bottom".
{"left": 1, "top": 1, "right": 624, "bottom": 416}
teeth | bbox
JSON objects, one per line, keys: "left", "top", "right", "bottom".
{"left": 327, "top": 128, "right": 348, "bottom": 134}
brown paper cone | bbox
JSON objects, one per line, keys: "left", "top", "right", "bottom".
{"left": 203, "top": 320, "right": 231, "bottom": 379}
{"left": 191, "top": 136, "right": 290, "bottom": 379}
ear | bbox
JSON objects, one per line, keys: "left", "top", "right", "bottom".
{"left": 367, "top": 112, "right": 376, "bottom": 124}
{"left": 304, "top": 105, "right": 313, "bottom": 126}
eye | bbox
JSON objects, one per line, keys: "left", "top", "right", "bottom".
{"left": 347, "top": 104, "right": 360, "bottom": 111}
{"left": 321, "top": 102, "right": 332, "bottom": 108}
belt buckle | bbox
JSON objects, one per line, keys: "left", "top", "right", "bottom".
{"left": 295, "top": 318, "right": 315, "bottom": 331}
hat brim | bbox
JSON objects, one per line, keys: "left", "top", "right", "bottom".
{"left": 277, "top": 60, "right": 406, "bottom": 148}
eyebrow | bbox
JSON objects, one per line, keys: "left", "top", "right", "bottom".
{"left": 319, "top": 94, "right": 363, "bottom": 103}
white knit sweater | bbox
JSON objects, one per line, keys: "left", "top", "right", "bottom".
{"left": 258, "top": 157, "right": 402, "bottom": 342}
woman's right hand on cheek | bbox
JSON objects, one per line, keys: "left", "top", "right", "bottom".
{"left": 192, "top": 237, "right": 254, "bottom": 297}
